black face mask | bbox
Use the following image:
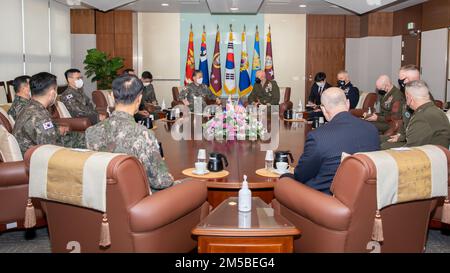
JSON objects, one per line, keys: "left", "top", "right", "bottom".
{"left": 255, "top": 78, "right": 262, "bottom": 84}
{"left": 337, "top": 80, "right": 346, "bottom": 88}
{"left": 398, "top": 78, "right": 406, "bottom": 93}
{"left": 377, "top": 89, "right": 387, "bottom": 96}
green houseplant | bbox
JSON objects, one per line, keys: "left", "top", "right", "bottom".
{"left": 83, "top": 48, "right": 124, "bottom": 90}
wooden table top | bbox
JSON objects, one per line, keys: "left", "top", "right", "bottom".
{"left": 192, "top": 197, "right": 301, "bottom": 237}
{"left": 154, "top": 118, "right": 310, "bottom": 190}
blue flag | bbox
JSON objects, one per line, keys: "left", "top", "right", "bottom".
{"left": 250, "top": 28, "right": 261, "bottom": 87}
{"left": 199, "top": 31, "right": 209, "bottom": 86}
{"left": 238, "top": 30, "right": 252, "bottom": 97}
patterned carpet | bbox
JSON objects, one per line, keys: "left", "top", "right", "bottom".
{"left": 0, "top": 227, "right": 449, "bottom": 253}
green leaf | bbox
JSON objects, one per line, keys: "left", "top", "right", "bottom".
{"left": 83, "top": 48, "right": 124, "bottom": 88}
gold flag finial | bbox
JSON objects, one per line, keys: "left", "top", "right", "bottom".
{"left": 269, "top": 24, "right": 271, "bottom": 32}
{"left": 190, "top": 23, "right": 192, "bottom": 31}
{"left": 256, "top": 25, "right": 258, "bottom": 32}
{"left": 243, "top": 25, "right": 246, "bottom": 32}
{"left": 230, "top": 24, "right": 232, "bottom": 32}
{"left": 203, "top": 25, "right": 205, "bottom": 32}
{"left": 217, "top": 24, "right": 219, "bottom": 31}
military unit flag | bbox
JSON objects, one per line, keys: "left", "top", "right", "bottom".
{"left": 199, "top": 28, "right": 209, "bottom": 86}
{"left": 184, "top": 27, "right": 195, "bottom": 86}
{"left": 264, "top": 26, "right": 274, "bottom": 81}
{"left": 209, "top": 26, "right": 222, "bottom": 97}
{"left": 224, "top": 31, "right": 236, "bottom": 95}
{"left": 238, "top": 28, "right": 252, "bottom": 97}
{"left": 250, "top": 26, "right": 261, "bottom": 87}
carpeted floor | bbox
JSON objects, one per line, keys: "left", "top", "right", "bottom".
{"left": 0, "top": 227, "right": 449, "bottom": 253}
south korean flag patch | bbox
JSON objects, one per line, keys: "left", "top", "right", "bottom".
{"left": 66, "top": 94, "right": 73, "bottom": 100}
{"left": 42, "top": 121, "right": 54, "bottom": 130}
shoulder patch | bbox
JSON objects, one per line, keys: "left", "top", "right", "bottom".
{"left": 404, "top": 111, "right": 411, "bottom": 119}
{"left": 66, "top": 94, "right": 73, "bottom": 100}
{"left": 42, "top": 121, "right": 54, "bottom": 130}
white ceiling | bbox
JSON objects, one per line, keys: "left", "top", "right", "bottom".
{"left": 57, "top": 0, "right": 428, "bottom": 14}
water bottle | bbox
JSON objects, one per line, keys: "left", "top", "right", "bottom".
{"left": 238, "top": 175, "right": 252, "bottom": 212}
{"left": 265, "top": 150, "right": 274, "bottom": 171}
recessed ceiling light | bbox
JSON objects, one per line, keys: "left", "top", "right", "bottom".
{"left": 230, "top": 7, "right": 239, "bottom": 11}
{"left": 161, "top": 3, "right": 169, "bottom": 7}
{"left": 299, "top": 4, "right": 306, "bottom": 8}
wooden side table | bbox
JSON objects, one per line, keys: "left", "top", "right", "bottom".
{"left": 192, "top": 197, "right": 301, "bottom": 253}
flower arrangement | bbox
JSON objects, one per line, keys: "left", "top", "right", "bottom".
{"left": 203, "top": 96, "right": 266, "bottom": 141}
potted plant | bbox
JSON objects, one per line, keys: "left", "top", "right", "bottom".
{"left": 83, "top": 48, "right": 124, "bottom": 90}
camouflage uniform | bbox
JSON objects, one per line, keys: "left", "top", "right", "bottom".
{"left": 7, "top": 95, "right": 30, "bottom": 121}
{"left": 12, "top": 100, "right": 86, "bottom": 155}
{"left": 248, "top": 80, "right": 280, "bottom": 105}
{"left": 179, "top": 83, "right": 215, "bottom": 112}
{"left": 85, "top": 110, "right": 174, "bottom": 192}
{"left": 60, "top": 86, "right": 99, "bottom": 125}
{"left": 142, "top": 84, "right": 158, "bottom": 105}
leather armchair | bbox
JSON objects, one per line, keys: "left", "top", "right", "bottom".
{"left": 53, "top": 117, "right": 91, "bottom": 132}
{"left": 0, "top": 108, "right": 13, "bottom": 133}
{"left": 92, "top": 90, "right": 114, "bottom": 117}
{"left": 272, "top": 146, "right": 449, "bottom": 253}
{"left": 0, "top": 161, "right": 46, "bottom": 233}
{"left": 350, "top": 92, "right": 377, "bottom": 118}
{"left": 279, "top": 87, "right": 293, "bottom": 116}
{"left": 171, "top": 87, "right": 184, "bottom": 108}
{"left": 24, "top": 146, "right": 209, "bottom": 253}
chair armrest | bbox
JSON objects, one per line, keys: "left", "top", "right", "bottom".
{"left": 53, "top": 117, "right": 91, "bottom": 132}
{"left": 129, "top": 180, "right": 207, "bottom": 232}
{"left": 0, "top": 161, "right": 28, "bottom": 187}
{"left": 349, "top": 109, "right": 364, "bottom": 118}
{"left": 275, "top": 177, "right": 351, "bottom": 231}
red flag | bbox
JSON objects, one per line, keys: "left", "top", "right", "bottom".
{"left": 209, "top": 27, "right": 222, "bottom": 96}
{"left": 184, "top": 29, "right": 195, "bottom": 85}
{"left": 264, "top": 27, "right": 274, "bottom": 81}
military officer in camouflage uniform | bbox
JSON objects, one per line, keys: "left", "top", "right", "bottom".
{"left": 381, "top": 80, "right": 450, "bottom": 149}
{"left": 248, "top": 70, "right": 280, "bottom": 105}
{"left": 86, "top": 74, "right": 176, "bottom": 192}
{"left": 60, "top": 68, "right": 104, "bottom": 125}
{"left": 365, "top": 75, "right": 404, "bottom": 133}
{"left": 180, "top": 70, "right": 219, "bottom": 112}
{"left": 7, "top": 75, "right": 31, "bottom": 121}
{"left": 13, "top": 72, "right": 86, "bottom": 156}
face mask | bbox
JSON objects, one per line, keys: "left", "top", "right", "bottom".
{"left": 377, "top": 89, "right": 387, "bottom": 96}
{"left": 50, "top": 90, "right": 57, "bottom": 106}
{"left": 255, "top": 78, "right": 262, "bottom": 84}
{"left": 196, "top": 78, "right": 203, "bottom": 85}
{"left": 337, "top": 80, "right": 346, "bottom": 88}
{"left": 317, "top": 82, "right": 325, "bottom": 88}
{"left": 75, "top": 79, "right": 84, "bottom": 89}
{"left": 143, "top": 82, "right": 150, "bottom": 87}
{"left": 398, "top": 79, "right": 406, "bottom": 92}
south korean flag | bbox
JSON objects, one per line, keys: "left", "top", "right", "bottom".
{"left": 42, "top": 121, "right": 54, "bottom": 130}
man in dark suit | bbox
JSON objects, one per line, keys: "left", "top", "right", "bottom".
{"left": 337, "top": 70, "right": 360, "bottom": 109}
{"left": 308, "top": 72, "right": 331, "bottom": 106}
{"left": 282, "top": 87, "right": 380, "bottom": 195}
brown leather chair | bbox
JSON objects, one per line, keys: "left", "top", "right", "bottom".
{"left": 350, "top": 92, "right": 377, "bottom": 118}
{"left": 279, "top": 87, "right": 293, "bottom": 116}
{"left": 272, "top": 146, "right": 449, "bottom": 253}
{"left": 434, "top": 100, "right": 444, "bottom": 109}
{"left": 49, "top": 101, "right": 92, "bottom": 132}
{"left": 24, "top": 146, "right": 209, "bottom": 253}
{"left": 0, "top": 108, "right": 13, "bottom": 133}
{"left": 92, "top": 90, "right": 114, "bottom": 116}
{"left": 171, "top": 87, "right": 184, "bottom": 108}
{"left": 6, "top": 80, "right": 14, "bottom": 103}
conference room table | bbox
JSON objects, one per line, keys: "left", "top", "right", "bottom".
{"left": 153, "top": 116, "right": 311, "bottom": 208}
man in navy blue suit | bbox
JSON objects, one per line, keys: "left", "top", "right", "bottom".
{"left": 281, "top": 87, "right": 380, "bottom": 195}
{"left": 337, "top": 70, "right": 360, "bottom": 109}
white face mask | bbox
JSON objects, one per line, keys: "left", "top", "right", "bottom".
{"left": 317, "top": 82, "right": 325, "bottom": 88}
{"left": 143, "top": 82, "right": 150, "bottom": 87}
{"left": 75, "top": 79, "right": 84, "bottom": 89}
{"left": 196, "top": 78, "right": 203, "bottom": 85}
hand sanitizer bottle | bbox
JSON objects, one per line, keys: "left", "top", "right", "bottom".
{"left": 161, "top": 99, "right": 166, "bottom": 110}
{"left": 239, "top": 175, "right": 252, "bottom": 212}
{"left": 298, "top": 99, "right": 303, "bottom": 112}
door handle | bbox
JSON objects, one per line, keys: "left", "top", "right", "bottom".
{"left": 308, "top": 75, "right": 313, "bottom": 82}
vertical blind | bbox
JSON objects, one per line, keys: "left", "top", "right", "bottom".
{"left": 0, "top": 0, "right": 71, "bottom": 84}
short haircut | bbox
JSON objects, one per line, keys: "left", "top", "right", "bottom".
{"left": 141, "top": 71, "right": 153, "bottom": 80}
{"left": 123, "top": 68, "right": 135, "bottom": 75}
{"left": 400, "top": 64, "right": 419, "bottom": 72}
{"left": 405, "top": 80, "right": 430, "bottom": 100}
{"left": 64, "top": 68, "right": 81, "bottom": 81}
{"left": 321, "top": 87, "right": 347, "bottom": 109}
{"left": 314, "top": 72, "right": 326, "bottom": 82}
{"left": 13, "top": 75, "right": 31, "bottom": 92}
{"left": 30, "top": 72, "right": 57, "bottom": 97}
{"left": 112, "top": 74, "right": 143, "bottom": 105}
{"left": 337, "top": 70, "right": 348, "bottom": 76}
{"left": 193, "top": 70, "right": 202, "bottom": 77}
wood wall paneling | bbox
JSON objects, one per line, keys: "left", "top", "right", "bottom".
{"left": 393, "top": 4, "right": 423, "bottom": 36}
{"left": 70, "top": 9, "right": 95, "bottom": 34}
{"left": 95, "top": 11, "right": 115, "bottom": 34}
{"left": 346, "top": 15, "right": 361, "bottom": 38}
{"left": 422, "top": 0, "right": 450, "bottom": 31}
{"left": 113, "top": 11, "right": 133, "bottom": 71}
{"left": 307, "top": 15, "right": 346, "bottom": 38}
{"left": 368, "top": 12, "right": 393, "bottom": 36}
{"left": 360, "top": 14, "right": 369, "bottom": 37}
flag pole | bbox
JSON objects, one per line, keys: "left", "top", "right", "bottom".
{"left": 244, "top": 24, "right": 246, "bottom": 33}
{"left": 190, "top": 23, "right": 192, "bottom": 32}
{"left": 230, "top": 24, "right": 232, "bottom": 32}
{"left": 203, "top": 25, "right": 205, "bottom": 32}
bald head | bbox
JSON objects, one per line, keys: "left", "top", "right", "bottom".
{"left": 375, "top": 75, "right": 393, "bottom": 91}
{"left": 320, "top": 87, "right": 349, "bottom": 121}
